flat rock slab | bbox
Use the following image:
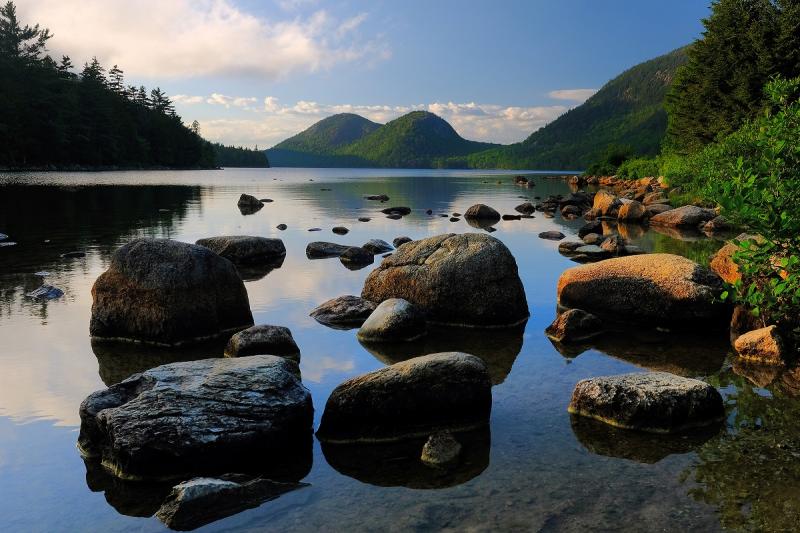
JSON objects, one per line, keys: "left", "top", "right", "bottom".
{"left": 357, "top": 298, "right": 426, "bottom": 342}
{"left": 196, "top": 236, "right": 286, "bottom": 265}
{"left": 90, "top": 239, "right": 254, "bottom": 346}
{"left": 557, "top": 253, "right": 727, "bottom": 327}
{"left": 316, "top": 352, "right": 491, "bottom": 443}
{"left": 78, "top": 355, "right": 313, "bottom": 481}
{"left": 538, "top": 231, "right": 565, "bottom": 240}
{"left": 361, "top": 233, "right": 528, "bottom": 328}
{"left": 309, "top": 295, "right": 377, "bottom": 329}
{"left": 568, "top": 372, "right": 724, "bottom": 433}
{"left": 224, "top": 325, "right": 300, "bottom": 362}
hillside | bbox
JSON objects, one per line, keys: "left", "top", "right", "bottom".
{"left": 267, "top": 111, "right": 497, "bottom": 168}
{"left": 466, "top": 47, "right": 689, "bottom": 169}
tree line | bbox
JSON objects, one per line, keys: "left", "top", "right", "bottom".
{"left": 0, "top": 1, "right": 267, "bottom": 169}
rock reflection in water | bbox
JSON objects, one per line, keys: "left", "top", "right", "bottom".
{"left": 320, "top": 426, "right": 490, "bottom": 489}
{"left": 358, "top": 324, "right": 525, "bottom": 384}
{"left": 550, "top": 328, "right": 728, "bottom": 377}
{"left": 83, "top": 458, "right": 171, "bottom": 518}
{"left": 570, "top": 416, "right": 720, "bottom": 464}
{"left": 465, "top": 217, "right": 497, "bottom": 231}
{"left": 235, "top": 255, "right": 285, "bottom": 282}
{"left": 90, "top": 337, "right": 230, "bottom": 385}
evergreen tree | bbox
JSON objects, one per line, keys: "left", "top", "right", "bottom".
{"left": 0, "top": 0, "right": 51, "bottom": 62}
{"left": 57, "top": 55, "right": 73, "bottom": 76}
{"left": 107, "top": 64, "right": 124, "bottom": 93}
{"left": 81, "top": 56, "right": 106, "bottom": 84}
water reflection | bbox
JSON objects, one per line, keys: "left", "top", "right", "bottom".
{"left": 320, "top": 426, "right": 490, "bottom": 489}
{"left": 359, "top": 324, "right": 525, "bottom": 384}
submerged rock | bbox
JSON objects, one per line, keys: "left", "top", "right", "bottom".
{"left": 568, "top": 372, "right": 724, "bottom": 433}
{"left": 339, "top": 246, "right": 374, "bottom": 269}
{"left": 514, "top": 202, "right": 536, "bottom": 215}
{"left": 316, "top": 352, "right": 491, "bottom": 443}
{"left": 364, "top": 194, "right": 389, "bottom": 201}
{"left": 356, "top": 298, "right": 426, "bottom": 342}
{"left": 361, "top": 233, "right": 528, "bottom": 327}
{"left": 420, "top": 431, "right": 461, "bottom": 467}
{"left": 393, "top": 236, "right": 413, "bottom": 248}
{"left": 538, "top": 231, "right": 565, "bottom": 241}
{"left": 361, "top": 239, "right": 393, "bottom": 254}
{"left": 78, "top": 355, "right": 313, "bottom": 481}
{"left": 90, "top": 239, "right": 253, "bottom": 346}
{"left": 332, "top": 226, "right": 349, "bottom": 235}
{"left": 306, "top": 241, "right": 351, "bottom": 259}
{"left": 557, "top": 253, "right": 728, "bottom": 327}
{"left": 156, "top": 475, "right": 307, "bottom": 531}
{"left": 276, "top": 224, "right": 287, "bottom": 231}
{"left": 26, "top": 284, "right": 64, "bottom": 300}
{"left": 196, "top": 236, "right": 285, "bottom": 265}
{"left": 464, "top": 204, "right": 501, "bottom": 221}
{"left": 224, "top": 325, "right": 300, "bottom": 362}
{"left": 545, "top": 309, "right": 603, "bottom": 343}
{"left": 358, "top": 217, "right": 371, "bottom": 222}
{"left": 649, "top": 205, "right": 716, "bottom": 228}
{"left": 578, "top": 221, "right": 602, "bottom": 238}
{"left": 734, "top": 325, "right": 787, "bottom": 365}
{"left": 309, "top": 295, "right": 377, "bottom": 329}
{"left": 381, "top": 206, "right": 411, "bottom": 216}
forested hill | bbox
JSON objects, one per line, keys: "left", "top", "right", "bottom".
{"left": 267, "top": 111, "right": 497, "bottom": 168}
{"left": 0, "top": 2, "right": 266, "bottom": 170}
{"left": 466, "top": 47, "right": 689, "bottom": 169}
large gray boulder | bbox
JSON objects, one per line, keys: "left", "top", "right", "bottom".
{"left": 568, "top": 372, "right": 724, "bottom": 433}
{"left": 356, "top": 298, "right": 426, "bottom": 342}
{"left": 196, "top": 236, "right": 285, "bottom": 265}
{"left": 464, "top": 204, "right": 501, "bottom": 221}
{"left": 361, "top": 233, "right": 528, "bottom": 327}
{"left": 649, "top": 205, "right": 717, "bottom": 228}
{"left": 224, "top": 325, "right": 300, "bottom": 362}
{"left": 316, "top": 352, "right": 491, "bottom": 443}
{"left": 78, "top": 355, "right": 313, "bottom": 481}
{"left": 557, "top": 253, "right": 728, "bottom": 327}
{"left": 90, "top": 239, "right": 254, "bottom": 346}
{"left": 309, "top": 295, "right": 377, "bottom": 329}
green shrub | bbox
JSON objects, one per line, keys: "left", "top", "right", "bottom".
{"left": 616, "top": 157, "right": 659, "bottom": 179}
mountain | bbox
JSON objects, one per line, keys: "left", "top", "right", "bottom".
{"left": 267, "top": 111, "right": 497, "bottom": 168}
{"left": 466, "top": 47, "right": 689, "bottom": 169}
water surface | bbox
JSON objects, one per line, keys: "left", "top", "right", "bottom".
{"left": 1, "top": 168, "right": 796, "bottom": 532}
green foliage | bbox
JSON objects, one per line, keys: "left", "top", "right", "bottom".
{"left": 582, "top": 144, "right": 634, "bottom": 175}
{"left": 212, "top": 143, "right": 269, "bottom": 168}
{"left": 467, "top": 47, "right": 688, "bottom": 169}
{"left": 616, "top": 156, "right": 659, "bottom": 179}
{"left": 0, "top": 2, "right": 219, "bottom": 169}
{"left": 698, "top": 76, "right": 800, "bottom": 334}
{"left": 273, "top": 113, "right": 380, "bottom": 154}
{"left": 665, "top": 0, "right": 800, "bottom": 153}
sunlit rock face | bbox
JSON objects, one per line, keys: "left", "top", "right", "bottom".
{"left": 90, "top": 238, "right": 254, "bottom": 346}
{"left": 568, "top": 372, "right": 725, "bottom": 433}
{"left": 78, "top": 355, "right": 313, "bottom": 482}
{"left": 356, "top": 298, "right": 427, "bottom": 343}
{"left": 316, "top": 352, "right": 491, "bottom": 443}
{"left": 361, "top": 233, "right": 528, "bottom": 328}
{"left": 556, "top": 253, "right": 728, "bottom": 328}
{"left": 734, "top": 325, "right": 788, "bottom": 366}
{"left": 649, "top": 205, "right": 717, "bottom": 228}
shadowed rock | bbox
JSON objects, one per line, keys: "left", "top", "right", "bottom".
{"left": 309, "top": 295, "right": 377, "bottom": 330}
{"left": 339, "top": 246, "right": 374, "bottom": 269}
{"left": 78, "top": 355, "right": 313, "bottom": 482}
{"left": 90, "top": 239, "right": 254, "bottom": 346}
{"left": 195, "top": 236, "right": 285, "bottom": 265}
{"left": 316, "top": 352, "right": 491, "bottom": 443}
{"left": 381, "top": 206, "right": 411, "bottom": 216}
{"left": 538, "top": 231, "right": 565, "bottom": 241}
{"left": 361, "top": 233, "right": 528, "bottom": 328}
{"left": 362, "top": 239, "right": 393, "bottom": 254}
{"left": 393, "top": 236, "right": 412, "bottom": 247}
{"left": 356, "top": 298, "right": 426, "bottom": 342}
{"left": 545, "top": 308, "right": 603, "bottom": 344}
{"left": 464, "top": 204, "right": 501, "bottom": 222}
{"left": 306, "top": 241, "right": 351, "bottom": 259}
{"left": 568, "top": 372, "right": 724, "bottom": 433}
{"left": 224, "top": 325, "right": 300, "bottom": 363}
{"left": 320, "top": 426, "right": 490, "bottom": 489}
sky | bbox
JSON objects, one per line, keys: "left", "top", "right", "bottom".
{"left": 19, "top": 1, "right": 711, "bottom": 148}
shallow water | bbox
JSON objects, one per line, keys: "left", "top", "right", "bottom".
{"left": 0, "top": 168, "right": 797, "bottom": 532}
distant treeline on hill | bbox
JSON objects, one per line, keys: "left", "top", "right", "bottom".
{"left": 0, "top": 1, "right": 267, "bottom": 170}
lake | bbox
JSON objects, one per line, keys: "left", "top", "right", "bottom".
{"left": 0, "top": 168, "right": 797, "bottom": 532}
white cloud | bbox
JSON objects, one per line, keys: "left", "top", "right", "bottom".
{"left": 548, "top": 88, "right": 597, "bottom": 102}
{"left": 172, "top": 94, "right": 205, "bottom": 105}
{"left": 19, "top": 0, "right": 386, "bottom": 79}
{"left": 178, "top": 96, "right": 574, "bottom": 147}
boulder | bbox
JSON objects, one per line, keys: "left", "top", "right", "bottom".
{"left": 237, "top": 194, "right": 262, "bottom": 208}
{"left": 515, "top": 202, "right": 536, "bottom": 215}
{"left": 571, "top": 245, "right": 611, "bottom": 262}
{"left": 90, "top": 239, "right": 253, "bottom": 346}
{"left": 393, "top": 236, "right": 413, "bottom": 248}
{"left": 196, "top": 236, "right": 285, "bottom": 265}
{"left": 356, "top": 298, "right": 426, "bottom": 342}
{"left": 568, "top": 372, "right": 724, "bottom": 433}
{"left": 734, "top": 325, "right": 787, "bottom": 365}
{"left": 557, "top": 253, "right": 728, "bottom": 327}
{"left": 645, "top": 204, "right": 672, "bottom": 216}
{"left": 545, "top": 309, "right": 603, "bottom": 343}
{"left": 310, "top": 295, "right": 378, "bottom": 329}
{"left": 420, "top": 431, "right": 461, "bottom": 467}
{"left": 332, "top": 226, "right": 349, "bottom": 235}
{"left": 339, "top": 247, "right": 374, "bottom": 269}
{"left": 316, "top": 352, "right": 491, "bottom": 442}
{"left": 381, "top": 206, "right": 411, "bottom": 216}
{"left": 224, "top": 325, "right": 300, "bottom": 362}
{"left": 156, "top": 475, "right": 307, "bottom": 531}
{"left": 362, "top": 239, "right": 393, "bottom": 254}
{"left": 578, "top": 221, "right": 602, "bottom": 238}
{"left": 538, "top": 231, "right": 565, "bottom": 241}
{"left": 593, "top": 190, "right": 621, "bottom": 216}
{"left": 642, "top": 192, "right": 669, "bottom": 205}
{"left": 464, "top": 204, "right": 501, "bottom": 221}
{"left": 582, "top": 233, "right": 603, "bottom": 245}
{"left": 617, "top": 200, "right": 646, "bottom": 221}
{"left": 306, "top": 242, "right": 351, "bottom": 259}
{"left": 561, "top": 205, "right": 582, "bottom": 217}
{"left": 78, "top": 356, "right": 313, "bottom": 480}
{"left": 649, "top": 205, "right": 717, "bottom": 228}
{"left": 558, "top": 241, "right": 584, "bottom": 256}
{"left": 361, "top": 233, "right": 528, "bottom": 327}
{"left": 276, "top": 224, "right": 287, "bottom": 231}
{"left": 703, "top": 215, "right": 733, "bottom": 233}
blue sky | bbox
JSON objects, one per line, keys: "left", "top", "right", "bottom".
{"left": 22, "top": 0, "right": 710, "bottom": 147}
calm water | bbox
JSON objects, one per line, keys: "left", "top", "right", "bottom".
{"left": 0, "top": 168, "right": 798, "bottom": 532}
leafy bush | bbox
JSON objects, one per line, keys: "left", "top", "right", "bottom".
{"left": 583, "top": 144, "right": 633, "bottom": 175}
{"left": 700, "top": 76, "right": 800, "bottom": 336}
{"left": 616, "top": 157, "right": 659, "bottom": 179}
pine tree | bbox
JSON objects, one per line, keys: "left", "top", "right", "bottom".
{"left": 81, "top": 56, "right": 106, "bottom": 84}
{"left": 57, "top": 55, "right": 73, "bottom": 76}
{"left": 107, "top": 64, "right": 124, "bottom": 93}
{"left": 190, "top": 120, "right": 200, "bottom": 134}
{"left": 0, "top": 0, "right": 51, "bottom": 61}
